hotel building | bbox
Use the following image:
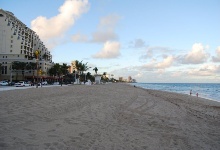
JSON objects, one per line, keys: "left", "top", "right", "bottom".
{"left": 0, "top": 9, "right": 53, "bottom": 81}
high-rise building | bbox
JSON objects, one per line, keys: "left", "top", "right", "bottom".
{"left": 128, "top": 76, "right": 132, "bottom": 82}
{"left": 71, "top": 60, "right": 77, "bottom": 73}
{"left": 0, "top": 9, "right": 53, "bottom": 81}
{"left": 119, "top": 77, "right": 123, "bottom": 82}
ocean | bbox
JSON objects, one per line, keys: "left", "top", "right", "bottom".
{"left": 130, "top": 83, "right": 220, "bottom": 102}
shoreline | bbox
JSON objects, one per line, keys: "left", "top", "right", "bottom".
{"left": 1, "top": 83, "right": 220, "bottom": 149}
{"left": 130, "top": 83, "right": 220, "bottom": 107}
{"left": 130, "top": 83, "right": 220, "bottom": 103}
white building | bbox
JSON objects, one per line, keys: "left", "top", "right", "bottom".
{"left": 0, "top": 9, "right": 53, "bottom": 81}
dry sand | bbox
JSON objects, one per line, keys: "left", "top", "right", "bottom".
{"left": 0, "top": 83, "right": 220, "bottom": 150}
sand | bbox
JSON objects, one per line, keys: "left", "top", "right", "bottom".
{"left": 0, "top": 83, "right": 220, "bottom": 150}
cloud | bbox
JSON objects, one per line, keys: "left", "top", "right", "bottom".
{"left": 90, "top": 14, "right": 120, "bottom": 43}
{"left": 130, "top": 39, "right": 146, "bottom": 48}
{"left": 91, "top": 31, "right": 117, "bottom": 43}
{"left": 134, "top": 72, "right": 144, "bottom": 78}
{"left": 187, "top": 64, "right": 220, "bottom": 76}
{"left": 92, "top": 41, "right": 121, "bottom": 58}
{"left": 71, "top": 33, "right": 88, "bottom": 42}
{"left": 139, "top": 46, "right": 173, "bottom": 60}
{"left": 31, "top": 0, "right": 89, "bottom": 49}
{"left": 212, "top": 46, "right": 220, "bottom": 62}
{"left": 139, "top": 55, "right": 174, "bottom": 71}
{"left": 156, "top": 56, "right": 174, "bottom": 69}
{"left": 178, "top": 43, "right": 209, "bottom": 64}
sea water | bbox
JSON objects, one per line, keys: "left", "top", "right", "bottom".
{"left": 130, "top": 83, "right": 220, "bottom": 102}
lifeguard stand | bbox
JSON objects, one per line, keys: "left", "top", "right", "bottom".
{"left": 94, "top": 74, "right": 101, "bottom": 84}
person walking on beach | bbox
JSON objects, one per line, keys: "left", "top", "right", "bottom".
{"left": 196, "top": 93, "right": 198, "bottom": 97}
{"left": 190, "top": 90, "right": 192, "bottom": 96}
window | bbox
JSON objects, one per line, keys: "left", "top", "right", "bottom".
{"left": 10, "top": 45, "right": 13, "bottom": 48}
{"left": 18, "top": 55, "right": 19, "bottom": 57}
{"left": 11, "top": 35, "right": 13, "bottom": 38}
{"left": 10, "top": 50, "right": 12, "bottom": 52}
{"left": 21, "top": 50, "right": 22, "bottom": 54}
{"left": 6, "top": 56, "right": 7, "bottom": 58}
{"left": 0, "top": 14, "right": 4, "bottom": 17}
{"left": 3, "top": 56, "right": 4, "bottom": 58}
{"left": 11, "top": 40, "right": 13, "bottom": 43}
{"left": 5, "top": 66, "right": 7, "bottom": 74}
{"left": 1, "top": 66, "right": 7, "bottom": 74}
{"left": 21, "top": 46, "right": 23, "bottom": 49}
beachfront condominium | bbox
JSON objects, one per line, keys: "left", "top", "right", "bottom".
{"left": 0, "top": 9, "right": 53, "bottom": 81}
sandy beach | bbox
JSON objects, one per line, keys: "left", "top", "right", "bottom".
{"left": 0, "top": 83, "right": 220, "bottom": 150}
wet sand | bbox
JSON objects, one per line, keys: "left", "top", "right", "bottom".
{"left": 0, "top": 83, "right": 220, "bottom": 150}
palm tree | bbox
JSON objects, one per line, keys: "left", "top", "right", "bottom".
{"left": 20, "top": 62, "right": 27, "bottom": 80}
{"left": 48, "top": 63, "right": 62, "bottom": 77}
{"left": 86, "top": 72, "right": 95, "bottom": 82}
{"left": 12, "top": 61, "right": 20, "bottom": 81}
{"left": 93, "top": 67, "right": 98, "bottom": 74}
{"left": 60, "top": 63, "right": 69, "bottom": 76}
{"left": 73, "top": 60, "right": 90, "bottom": 82}
{"left": 102, "top": 72, "right": 109, "bottom": 82}
{"left": 26, "top": 62, "right": 37, "bottom": 79}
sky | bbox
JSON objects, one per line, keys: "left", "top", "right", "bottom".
{"left": 1, "top": 0, "right": 220, "bottom": 83}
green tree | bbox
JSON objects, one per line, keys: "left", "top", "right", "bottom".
{"left": 48, "top": 63, "right": 61, "bottom": 76}
{"left": 73, "top": 60, "right": 90, "bottom": 82}
{"left": 20, "top": 62, "right": 27, "bottom": 80}
{"left": 60, "top": 63, "right": 69, "bottom": 75}
{"left": 86, "top": 72, "right": 94, "bottom": 82}
{"left": 26, "top": 62, "right": 37, "bottom": 77}
{"left": 102, "top": 72, "right": 109, "bottom": 82}
{"left": 12, "top": 61, "right": 26, "bottom": 80}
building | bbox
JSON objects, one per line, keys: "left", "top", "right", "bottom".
{"left": 128, "top": 76, "right": 132, "bottom": 82}
{"left": 0, "top": 9, "right": 53, "bottom": 81}
{"left": 70, "top": 60, "right": 77, "bottom": 73}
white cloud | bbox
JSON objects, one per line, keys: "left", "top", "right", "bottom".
{"left": 72, "top": 33, "right": 88, "bottom": 42}
{"left": 91, "top": 14, "right": 120, "bottom": 43}
{"left": 171, "top": 72, "right": 183, "bottom": 77}
{"left": 91, "top": 31, "right": 117, "bottom": 43}
{"left": 156, "top": 56, "right": 174, "bottom": 69}
{"left": 179, "top": 43, "right": 209, "bottom": 64}
{"left": 139, "top": 56, "right": 174, "bottom": 71}
{"left": 188, "top": 64, "right": 220, "bottom": 76}
{"left": 134, "top": 72, "right": 144, "bottom": 78}
{"left": 92, "top": 41, "right": 121, "bottom": 58}
{"left": 212, "top": 46, "right": 220, "bottom": 62}
{"left": 31, "top": 0, "right": 89, "bottom": 49}
{"left": 140, "top": 46, "right": 173, "bottom": 60}
{"left": 140, "top": 59, "right": 157, "bottom": 71}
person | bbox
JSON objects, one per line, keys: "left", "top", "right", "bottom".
{"left": 196, "top": 93, "right": 198, "bottom": 97}
{"left": 190, "top": 90, "right": 192, "bottom": 96}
